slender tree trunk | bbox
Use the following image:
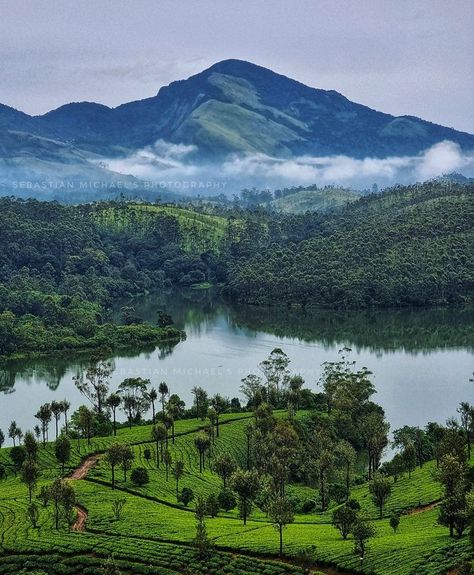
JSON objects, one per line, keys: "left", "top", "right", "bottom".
{"left": 113, "top": 410, "right": 117, "bottom": 436}
{"left": 111, "top": 464, "right": 115, "bottom": 489}
{"left": 279, "top": 525, "right": 283, "bottom": 555}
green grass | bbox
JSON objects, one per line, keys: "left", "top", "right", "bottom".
{"left": 0, "top": 411, "right": 471, "bottom": 575}
{"left": 93, "top": 203, "right": 231, "bottom": 253}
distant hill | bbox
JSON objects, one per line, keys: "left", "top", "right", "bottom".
{"left": 271, "top": 186, "right": 361, "bottom": 214}
{"left": 1, "top": 60, "right": 473, "bottom": 201}
{"left": 226, "top": 181, "right": 474, "bottom": 308}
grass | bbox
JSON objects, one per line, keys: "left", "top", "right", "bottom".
{"left": 93, "top": 203, "right": 231, "bottom": 253}
{"left": 0, "top": 410, "right": 471, "bottom": 575}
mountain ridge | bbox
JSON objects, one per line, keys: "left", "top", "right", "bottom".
{"left": 1, "top": 59, "right": 473, "bottom": 200}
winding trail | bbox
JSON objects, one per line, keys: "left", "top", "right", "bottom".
{"left": 68, "top": 453, "right": 101, "bottom": 531}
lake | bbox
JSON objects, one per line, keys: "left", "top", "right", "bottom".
{"left": 1, "top": 289, "right": 472, "bottom": 443}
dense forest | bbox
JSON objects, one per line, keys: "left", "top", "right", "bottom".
{"left": 0, "top": 180, "right": 472, "bottom": 357}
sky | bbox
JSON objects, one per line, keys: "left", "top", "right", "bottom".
{"left": 0, "top": 0, "right": 473, "bottom": 133}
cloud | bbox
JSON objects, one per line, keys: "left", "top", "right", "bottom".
{"left": 98, "top": 140, "right": 474, "bottom": 193}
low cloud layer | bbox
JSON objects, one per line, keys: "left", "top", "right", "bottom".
{"left": 102, "top": 140, "right": 474, "bottom": 194}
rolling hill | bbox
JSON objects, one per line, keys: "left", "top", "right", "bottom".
{"left": 271, "top": 186, "right": 361, "bottom": 214}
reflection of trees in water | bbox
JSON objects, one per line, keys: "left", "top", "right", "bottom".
{"left": 227, "top": 304, "right": 474, "bottom": 354}
{"left": 0, "top": 355, "right": 89, "bottom": 394}
{"left": 1, "top": 338, "right": 180, "bottom": 395}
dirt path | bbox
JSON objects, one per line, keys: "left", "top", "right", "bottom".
{"left": 404, "top": 500, "right": 440, "bottom": 515}
{"left": 68, "top": 453, "right": 102, "bottom": 531}
{"left": 72, "top": 504, "right": 88, "bottom": 532}
{"left": 69, "top": 453, "right": 101, "bottom": 480}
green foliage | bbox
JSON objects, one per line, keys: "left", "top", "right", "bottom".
{"left": 130, "top": 467, "right": 149, "bottom": 486}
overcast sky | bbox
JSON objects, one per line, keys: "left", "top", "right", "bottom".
{"left": 1, "top": 0, "right": 473, "bottom": 132}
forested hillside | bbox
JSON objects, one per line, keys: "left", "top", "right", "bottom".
{"left": 0, "top": 180, "right": 472, "bottom": 357}
{"left": 225, "top": 181, "right": 474, "bottom": 307}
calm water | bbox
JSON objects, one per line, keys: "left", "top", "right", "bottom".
{"left": 0, "top": 289, "right": 472, "bottom": 443}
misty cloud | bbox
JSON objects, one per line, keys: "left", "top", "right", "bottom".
{"left": 99, "top": 139, "right": 474, "bottom": 193}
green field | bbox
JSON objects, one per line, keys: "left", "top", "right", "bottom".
{"left": 93, "top": 203, "right": 231, "bottom": 253}
{"left": 0, "top": 408, "right": 471, "bottom": 575}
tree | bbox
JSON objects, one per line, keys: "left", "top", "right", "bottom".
{"left": 218, "top": 489, "right": 237, "bottom": 512}
{"left": 158, "top": 382, "right": 169, "bottom": 415}
{"left": 230, "top": 469, "right": 260, "bottom": 525}
{"left": 118, "top": 378, "right": 150, "bottom": 424}
{"left": 148, "top": 387, "right": 158, "bottom": 423}
{"left": 369, "top": 474, "right": 392, "bottom": 518}
{"left": 259, "top": 348, "right": 290, "bottom": 405}
{"left": 287, "top": 375, "right": 304, "bottom": 421}
{"left": 27, "top": 502, "right": 40, "bottom": 528}
{"left": 240, "top": 374, "right": 265, "bottom": 408}
{"left": 111, "top": 497, "right": 126, "bottom": 521}
{"left": 352, "top": 518, "right": 376, "bottom": 566}
{"left": 179, "top": 487, "right": 194, "bottom": 507}
{"left": 120, "top": 445, "right": 134, "bottom": 482}
{"left": 163, "top": 449, "right": 172, "bottom": 481}
{"left": 8, "top": 421, "right": 20, "bottom": 447}
{"left": 172, "top": 460, "right": 185, "bottom": 501}
{"left": 194, "top": 433, "right": 210, "bottom": 473}
{"left": 37, "top": 485, "right": 50, "bottom": 508}
{"left": 22, "top": 459, "right": 38, "bottom": 502}
{"left": 361, "top": 412, "right": 390, "bottom": 479}
{"left": 210, "top": 394, "right": 229, "bottom": 437}
{"left": 458, "top": 402, "right": 473, "bottom": 459}
{"left": 436, "top": 454, "right": 467, "bottom": 537}
{"left": 49, "top": 479, "right": 75, "bottom": 530}
{"left": 0, "top": 428, "right": 4, "bottom": 449}
{"left": 10, "top": 446, "right": 26, "bottom": 475}
{"left": 51, "top": 400, "right": 63, "bottom": 439}
{"left": 151, "top": 424, "right": 166, "bottom": 467}
{"left": 267, "top": 495, "right": 294, "bottom": 555}
{"left": 35, "top": 404, "right": 52, "bottom": 447}
{"left": 332, "top": 504, "right": 358, "bottom": 540}
{"left": 206, "top": 493, "right": 220, "bottom": 517}
{"left": 76, "top": 405, "right": 94, "bottom": 447}
{"left": 61, "top": 400, "right": 70, "bottom": 435}
{"left": 390, "top": 512, "right": 400, "bottom": 533}
{"left": 131, "top": 467, "right": 149, "bottom": 486}
{"left": 73, "top": 359, "right": 112, "bottom": 415}
{"left": 402, "top": 443, "right": 417, "bottom": 478}
{"left": 24, "top": 431, "right": 38, "bottom": 462}
{"left": 55, "top": 436, "right": 71, "bottom": 476}
{"left": 105, "top": 443, "right": 125, "bottom": 489}
{"left": 191, "top": 386, "right": 208, "bottom": 420}
{"left": 335, "top": 440, "right": 356, "bottom": 499}
{"left": 106, "top": 394, "right": 121, "bottom": 436}
{"left": 212, "top": 453, "right": 236, "bottom": 489}
{"left": 193, "top": 495, "right": 212, "bottom": 556}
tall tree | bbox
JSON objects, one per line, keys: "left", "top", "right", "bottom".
{"left": 73, "top": 359, "right": 112, "bottom": 415}
{"left": 230, "top": 469, "right": 260, "bottom": 525}
{"left": 106, "top": 393, "right": 121, "bottom": 436}
{"left": 172, "top": 460, "right": 185, "bottom": 501}
{"left": 35, "top": 404, "right": 52, "bottom": 447}
{"left": 267, "top": 495, "right": 294, "bottom": 555}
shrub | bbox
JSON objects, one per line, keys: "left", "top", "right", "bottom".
{"left": 179, "top": 487, "right": 194, "bottom": 507}
{"left": 301, "top": 499, "right": 316, "bottom": 513}
{"left": 218, "top": 489, "right": 237, "bottom": 512}
{"left": 130, "top": 467, "right": 149, "bottom": 486}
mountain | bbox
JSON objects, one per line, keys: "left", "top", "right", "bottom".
{"left": 1, "top": 59, "right": 473, "bottom": 199}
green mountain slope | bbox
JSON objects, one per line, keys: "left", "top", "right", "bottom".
{"left": 271, "top": 186, "right": 361, "bottom": 214}
{"left": 226, "top": 181, "right": 474, "bottom": 307}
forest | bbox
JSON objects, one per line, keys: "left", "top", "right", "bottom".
{"left": 0, "top": 179, "right": 472, "bottom": 358}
